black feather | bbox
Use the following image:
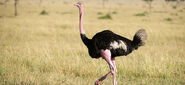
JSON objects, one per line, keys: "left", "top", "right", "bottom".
{"left": 81, "top": 29, "right": 147, "bottom": 59}
{"left": 132, "top": 29, "right": 147, "bottom": 49}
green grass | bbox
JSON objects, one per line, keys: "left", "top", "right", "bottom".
{"left": 134, "top": 11, "right": 148, "bottom": 16}
{"left": 165, "top": 18, "right": 172, "bottom": 21}
{"left": 40, "top": 10, "right": 48, "bottom": 15}
{"left": 98, "top": 13, "right": 112, "bottom": 19}
{"left": 0, "top": 1, "right": 185, "bottom": 85}
{"left": 172, "top": 6, "right": 177, "bottom": 9}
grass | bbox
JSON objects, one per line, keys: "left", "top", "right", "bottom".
{"left": 179, "top": 9, "right": 183, "bottom": 12}
{"left": 40, "top": 10, "right": 48, "bottom": 15}
{"left": 98, "top": 13, "right": 112, "bottom": 19}
{"left": 165, "top": 18, "right": 172, "bottom": 21}
{"left": 61, "top": 12, "right": 72, "bottom": 15}
{"left": 0, "top": 1, "right": 185, "bottom": 85}
{"left": 0, "top": 2, "right": 4, "bottom": 5}
{"left": 97, "top": 12, "right": 103, "bottom": 15}
{"left": 171, "top": 13, "right": 178, "bottom": 16}
{"left": 134, "top": 11, "right": 148, "bottom": 16}
{"left": 172, "top": 6, "right": 177, "bottom": 9}
{"left": 112, "top": 11, "right": 117, "bottom": 14}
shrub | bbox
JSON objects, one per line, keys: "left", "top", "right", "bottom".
{"left": 165, "top": 18, "right": 172, "bottom": 21}
{"left": 172, "top": 6, "right": 176, "bottom": 9}
{"left": 98, "top": 13, "right": 112, "bottom": 19}
{"left": 134, "top": 11, "right": 148, "bottom": 16}
{"left": 40, "top": 10, "right": 48, "bottom": 15}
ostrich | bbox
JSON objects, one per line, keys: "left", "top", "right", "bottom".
{"left": 75, "top": 3, "right": 147, "bottom": 85}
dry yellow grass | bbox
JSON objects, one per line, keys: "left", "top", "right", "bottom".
{"left": 0, "top": 0, "right": 185, "bottom": 85}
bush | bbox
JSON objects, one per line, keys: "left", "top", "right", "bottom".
{"left": 172, "top": 6, "right": 176, "bottom": 9}
{"left": 98, "top": 13, "right": 112, "bottom": 19}
{"left": 165, "top": 18, "right": 172, "bottom": 21}
{"left": 134, "top": 11, "right": 148, "bottom": 16}
{"left": 40, "top": 10, "right": 48, "bottom": 15}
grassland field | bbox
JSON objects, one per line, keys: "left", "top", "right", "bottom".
{"left": 0, "top": 0, "right": 185, "bottom": 85}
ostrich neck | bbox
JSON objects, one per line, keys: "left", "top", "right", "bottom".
{"left": 79, "top": 7, "right": 85, "bottom": 34}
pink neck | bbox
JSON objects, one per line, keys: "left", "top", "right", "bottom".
{"left": 79, "top": 7, "right": 85, "bottom": 34}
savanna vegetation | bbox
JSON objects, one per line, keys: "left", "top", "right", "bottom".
{"left": 0, "top": 0, "right": 184, "bottom": 85}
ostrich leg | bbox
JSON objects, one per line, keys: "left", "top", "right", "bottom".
{"left": 111, "top": 57, "right": 117, "bottom": 72}
{"left": 111, "top": 57, "right": 117, "bottom": 85}
{"left": 95, "top": 71, "right": 112, "bottom": 85}
{"left": 95, "top": 49, "right": 117, "bottom": 85}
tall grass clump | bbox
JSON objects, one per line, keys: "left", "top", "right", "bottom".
{"left": 172, "top": 6, "right": 177, "bottom": 9}
{"left": 165, "top": 17, "right": 172, "bottom": 21}
{"left": 134, "top": 11, "right": 148, "bottom": 16}
{"left": 40, "top": 10, "right": 48, "bottom": 15}
{"left": 98, "top": 13, "right": 112, "bottom": 19}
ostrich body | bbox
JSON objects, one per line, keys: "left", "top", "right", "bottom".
{"left": 75, "top": 3, "right": 147, "bottom": 85}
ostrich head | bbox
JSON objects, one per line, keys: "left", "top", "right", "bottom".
{"left": 75, "top": 2, "right": 83, "bottom": 9}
